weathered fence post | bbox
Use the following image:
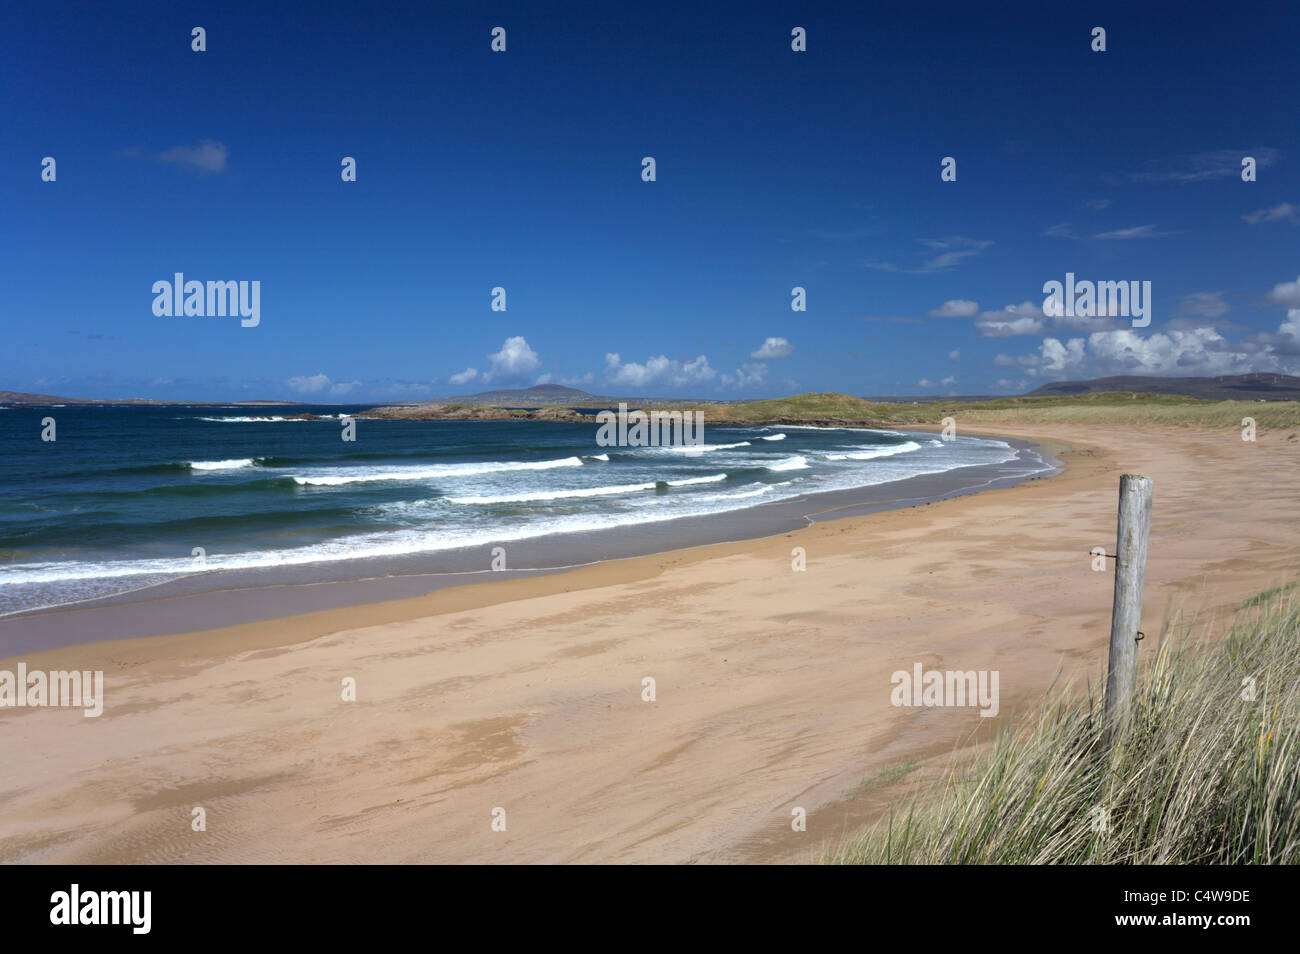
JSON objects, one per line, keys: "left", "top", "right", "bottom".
{"left": 1104, "top": 474, "right": 1154, "bottom": 744}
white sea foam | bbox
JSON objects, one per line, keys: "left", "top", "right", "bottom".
{"left": 451, "top": 481, "right": 657, "bottom": 504}
{"left": 652, "top": 441, "right": 751, "bottom": 453}
{"left": 759, "top": 433, "right": 786, "bottom": 441}
{"left": 667, "top": 473, "right": 727, "bottom": 486}
{"left": 767, "top": 455, "right": 810, "bottom": 471}
{"left": 293, "top": 456, "right": 584, "bottom": 486}
{"left": 824, "top": 440, "right": 921, "bottom": 461}
{"left": 189, "top": 458, "right": 258, "bottom": 471}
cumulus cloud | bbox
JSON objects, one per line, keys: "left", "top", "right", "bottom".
{"left": 1267, "top": 276, "right": 1300, "bottom": 309}
{"left": 976, "top": 297, "right": 1123, "bottom": 336}
{"left": 449, "top": 367, "right": 478, "bottom": 385}
{"left": 1242, "top": 202, "right": 1299, "bottom": 225}
{"left": 975, "top": 301, "right": 1046, "bottom": 337}
{"left": 604, "top": 352, "right": 716, "bottom": 389}
{"left": 483, "top": 336, "right": 540, "bottom": 383}
{"left": 948, "top": 349, "right": 960, "bottom": 361}
{"left": 997, "top": 325, "right": 1295, "bottom": 379}
{"left": 721, "top": 362, "right": 768, "bottom": 389}
{"left": 927, "top": 299, "right": 979, "bottom": 318}
{"left": 286, "top": 373, "right": 361, "bottom": 396}
{"left": 750, "top": 337, "right": 794, "bottom": 359}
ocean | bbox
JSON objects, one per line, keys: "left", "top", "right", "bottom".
{"left": 0, "top": 404, "right": 1044, "bottom": 617}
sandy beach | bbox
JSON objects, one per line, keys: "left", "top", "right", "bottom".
{"left": 1, "top": 422, "right": 1296, "bottom": 864}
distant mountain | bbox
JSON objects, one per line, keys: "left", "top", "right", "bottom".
{"left": 1024, "top": 373, "right": 1300, "bottom": 401}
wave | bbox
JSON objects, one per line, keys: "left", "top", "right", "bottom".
{"left": 448, "top": 472, "right": 727, "bottom": 505}
{"left": 759, "top": 433, "right": 786, "bottom": 441}
{"left": 823, "top": 440, "right": 922, "bottom": 461}
{"left": 656, "top": 441, "right": 751, "bottom": 453}
{"left": 292, "top": 456, "right": 585, "bottom": 486}
{"left": 766, "top": 455, "right": 810, "bottom": 472}
{"left": 450, "top": 481, "right": 657, "bottom": 505}
{"left": 586, "top": 453, "right": 610, "bottom": 461}
{"left": 665, "top": 473, "right": 727, "bottom": 486}
{"left": 189, "top": 458, "right": 260, "bottom": 471}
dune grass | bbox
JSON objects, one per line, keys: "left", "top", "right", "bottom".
{"left": 824, "top": 591, "right": 1300, "bottom": 864}
{"left": 691, "top": 391, "right": 1300, "bottom": 430}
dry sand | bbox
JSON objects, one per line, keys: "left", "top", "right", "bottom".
{"left": 1, "top": 423, "right": 1296, "bottom": 864}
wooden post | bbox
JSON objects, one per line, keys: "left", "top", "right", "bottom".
{"left": 1104, "top": 474, "right": 1154, "bottom": 744}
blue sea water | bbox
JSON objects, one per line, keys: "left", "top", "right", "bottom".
{"left": 0, "top": 404, "right": 1033, "bottom": 615}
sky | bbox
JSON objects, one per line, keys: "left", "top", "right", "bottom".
{"left": 3, "top": 0, "right": 1299, "bottom": 402}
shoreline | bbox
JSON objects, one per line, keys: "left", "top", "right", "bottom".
{"left": 2, "top": 421, "right": 1296, "bottom": 864}
{"left": 0, "top": 430, "right": 1056, "bottom": 657}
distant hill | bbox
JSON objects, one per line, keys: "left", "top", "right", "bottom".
{"left": 0, "top": 390, "right": 313, "bottom": 406}
{"left": 0, "top": 389, "right": 90, "bottom": 405}
{"left": 451, "top": 384, "right": 603, "bottom": 404}
{"left": 1024, "top": 373, "right": 1300, "bottom": 401}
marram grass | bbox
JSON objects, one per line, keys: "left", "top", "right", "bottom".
{"left": 825, "top": 593, "right": 1300, "bottom": 864}
{"left": 688, "top": 391, "right": 1300, "bottom": 430}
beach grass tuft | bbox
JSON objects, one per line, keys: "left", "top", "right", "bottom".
{"left": 694, "top": 391, "right": 1300, "bottom": 429}
{"left": 824, "top": 589, "right": 1300, "bottom": 864}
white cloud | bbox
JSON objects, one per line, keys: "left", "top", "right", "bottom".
{"left": 603, "top": 352, "right": 716, "bottom": 389}
{"left": 867, "top": 237, "right": 992, "bottom": 274}
{"left": 999, "top": 325, "right": 1295, "bottom": 379}
{"left": 483, "top": 336, "right": 540, "bottom": 383}
{"left": 721, "top": 362, "right": 768, "bottom": 389}
{"left": 975, "top": 301, "right": 1046, "bottom": 337}
{"left": 1242, "top": 202, "right": 1299, "bottom": 225}
{"left": 449, "top": 367, "right": 478, "bottom": 385}
{"left": 948, "top": 349, "right": 960, "bottom": 361}
{"left": 750, "top": 336, "right": 794, "bottom": 359}
{"left": 1178, "top": 291, "right": 1229, "bottom": 319}
{"left": 927, "top": 299, "right": 979, "bottom": 318}
{"left": 156, "top": 140, "right": 229, "bottom": 173}
{"left": 1092, "top": 224, "right": 1175, "bottom": 239}
{"left": 286, "top": 373, "right": 361, "bottom": 396}
{"left": 1267, "top": 276, "right": 1300, "bottom": 309}
{"left": 1129, "top": 148, "right": 1280, "bottom": 183}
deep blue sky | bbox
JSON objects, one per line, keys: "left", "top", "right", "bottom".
{"left": 3, "top": 1, "right": 1299, "bottom": 401}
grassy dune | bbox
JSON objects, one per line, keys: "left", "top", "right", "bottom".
{"left": 824, "top": 593, "right": 1300, "bottom": 865}
{"left": 690, "top": 391, "right": 1300, "bottom": 430}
